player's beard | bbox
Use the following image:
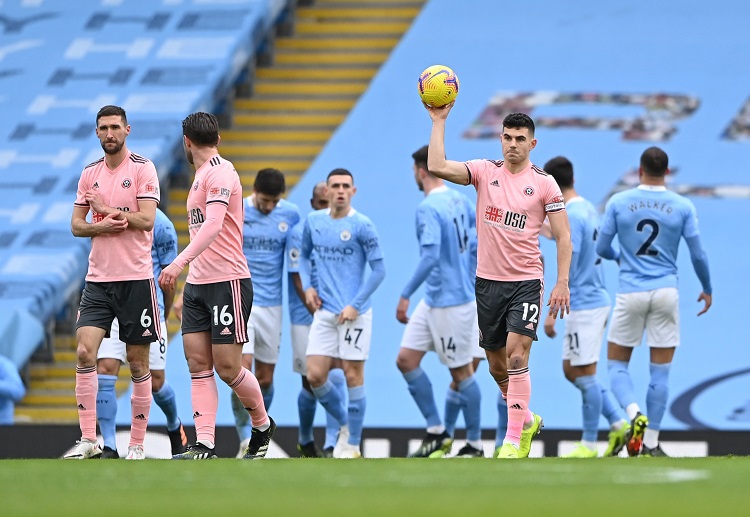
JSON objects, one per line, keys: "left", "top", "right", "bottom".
{"left": 101, "top": 139, "right": 124, "bottom": 155}
{"left": 184, "top": 142, "right": 194, "bottom": 165}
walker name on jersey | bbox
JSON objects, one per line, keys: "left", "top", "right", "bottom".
{"left": 245, "top": 236, "right": 285, "bottom": 252}
{"left": 628, "top": 200, "right": 674, "bottom": 214}
{"left": 483, "top": 205, "right": 526, "bottom": 232}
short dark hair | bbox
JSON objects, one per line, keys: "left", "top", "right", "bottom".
{"left": 327, "top": 168, "right": 353, "bottom": 182}
{"left": 544, "top": 156, "right": 574, "bottom": 189}
{"left": 411, "top": 145, "right": 429, "bottom": 171}
{"left": 182, "top": 112, "right": 219, "bottom": 147}
{"left": 96, "top": 105, "right": 127, "bottom": 126}
{"left": 254, "top": 168, "right": 286, "bottom": 196}
{"left": 503, "top": 112, "right": 535, "bottom": 135}
{"left": 640, "top": 146, "right": 669, "bottom": 177}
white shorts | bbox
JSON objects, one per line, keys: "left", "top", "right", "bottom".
{"left": 306, "top": 308, "right": 372, "bottom": 361}
{"left": 562, "top": 306, "right": 610, "bottom": 366}
{"left": 607, "top": 287, "right": 680, "bottom": 348}
{"left": 241, "top": 305, "right": 282, "bottom": 363}
{"left": 401, "top": 300, "right": 477, "bottom": 369}
{"left": 291, "top": 324, "right": 311, "bottom": 375}
{"left": 98, "top": 318, "right": 168, "bottom": 370}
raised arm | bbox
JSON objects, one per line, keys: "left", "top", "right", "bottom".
{"left": 425, "top": 102, "right": 470, "bottom": 185}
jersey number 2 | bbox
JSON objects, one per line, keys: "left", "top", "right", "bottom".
{"left": 636, "top": 219, "right": 660, "bottom": 256}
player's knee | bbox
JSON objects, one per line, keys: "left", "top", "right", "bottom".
{"left": 344, "top": 369, "right": 363, "bottom": 387}
{"left": 507, "top": 354, "right": 525, "bottom": 371}
{"left": 306, "top": 367, "right": 326, "bottom": 388}
{"left": 150, "top": 371, "right": 165, "bottom": 392}
{"left": 129, "top": 359, "right": 148, "bottom": 378}
{"left": 257, "top": 375, "right": 273, "bottom": 391}
{"left": 395, "top": 353, "right": 416, "bottom": 374}
{"left": 76, "top": 344, "right": 96, "bottom": 367}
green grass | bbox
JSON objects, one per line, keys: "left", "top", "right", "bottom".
{"left": 1, "top": 458, "right": 748, "bottom": 515}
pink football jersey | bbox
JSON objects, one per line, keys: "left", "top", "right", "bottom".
{"left": 185, "top": 155, "right": 250, "bottom": 284}
{"left": 465, "top": 159, "right": 565, "bottom": 281}
{"left": 74, "top": 151, "right": 160, "bottom": 281}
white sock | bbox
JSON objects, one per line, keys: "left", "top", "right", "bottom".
{"left": 581, "top": 440, "right": 597, "bottom": 452}
{"left": 427, "top": 425, "right": 446, "bottom": 435}
{"left": 197, "top": 440, "right": 215, "bottom": 449}
{"left": 626, "top": 403, "right": 640, "bottom": 421}
{"left": 643, "top": 428, "right": 659, "bottom": 449}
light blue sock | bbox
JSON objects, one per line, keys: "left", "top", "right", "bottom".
{"left": 325, "top": 368, "right": 347, "bottom": 448}
{"left": 496, "top": 393, "right": 508, "bottom": 448}
{"left": 261, "top": 382, "right": 274, "bottom": 411}
{"left": 231, "top": 391, "right": 253, "bottom": 442}
{"left": 444, "top": 389, "right": 462, "bottom": 437}
{"left": 574, "top": 375, "right": 602, "bottom": 443}
{"left": 347, "top": 385, "right": 366, "bottom": 446}
{"left": 311, "top": 379, "right": 347, "bottom": 427}
{"left": 96, "top": 374, "right": 118, "bottom": 450}
{"left": 297, "top": 388, "right": 316, "bottom": 445}
{"left": 608, "top": 359, "right": 636, "bottom": 411}
{"left": 600, "top": 385, "right": 624, "bottom": 426}
{"left": 457, "top": 376, "right": 482, "bottom": 442}
{"left": 152, "top": 382, "right": 180, "bottom": 432}
{"left": 646, "top": 362, "right": 671, "bottom": 431}
{"left": 403, "top": 367, "right": 441, "bottom": 428}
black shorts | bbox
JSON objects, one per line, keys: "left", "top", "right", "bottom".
{"left": 76, "top": 280, "right": 160, "bottom": 345}
{"left": 476, "top": 277, "right": 544, "bottom": 350}
{"left": 182, "top": 279, "right": 252, "bottom": 344}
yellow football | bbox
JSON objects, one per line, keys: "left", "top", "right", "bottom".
{"left": 417, "top": 65, "right": 459, "bottom": 108}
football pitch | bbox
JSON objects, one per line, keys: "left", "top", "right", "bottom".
{"left": 1, "top": 457, "right": 748, "bottom": 515}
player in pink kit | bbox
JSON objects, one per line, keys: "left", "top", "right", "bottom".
{"left": 64, "top": 105, "right": 160, "bottom": 460}
{"left": 425, "top": 105, "right": 572, "bottom": 459}
{"left": 159, "top": 112, "right": 274, "bottom": 459}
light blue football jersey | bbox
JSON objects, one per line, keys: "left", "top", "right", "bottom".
{"left": 415, "top": 186, "right": 476, "bottom": 308}
{"left": 243, "top": 197, "right": 301, "bottom": 307}
{"left": 566, "top": 197, "right": 610, "bottom": 310}
{"left": 152, "top": 208, "right": 178, "bottom": 317}
{"left": 301, "top": 208, "right": 384, "bottom": 314}
{"left": 287, "top": 221, "right": 312, "bottom": 326}
{"left": 600, "top": 186, "right": 700, "bottom": 293}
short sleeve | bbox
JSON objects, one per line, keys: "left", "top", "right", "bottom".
{"left": 74, "top": 170, "right": 90, "bottom": 207}
{"left": 205, "top": 164, "right": 233, "bottom": 206}
{"left": 465, "top": 159, "right": 488, "bottom": 188}
{"left": 136, "top": 162, "right": 160, "bottom": 204}
{"left": 287, "top": 223, "right": 303, "bottom": 273}
{"left": 543, "top": 176, "right": 565, "bottom": 213}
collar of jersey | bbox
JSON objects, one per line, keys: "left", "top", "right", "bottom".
{"left": 427, "top": 185, "right": 449, "bottom": 196}
{"left": 637, "top": 185, "right": 667, "bottom": 191}
{"left": 325, "top": 207, "right": 357, "bottom": 217}
{"left": 565, "top": 196, "right": 585, "bottom": 206}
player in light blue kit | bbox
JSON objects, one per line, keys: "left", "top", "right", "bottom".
{"left": 96, "top": 208, "right": 187, "bottom": 458}
{"left": 597, "top": 147, "right": 712, "bottom": 457}
{"left": 541, "top": 157, "right": 629, "bottom": 458}
{"left": 233, "top": 168, "right": 300, "bottom": 456}
{"left": 396, "top": 145, "right": 483, "bottom": 458}
{"left": 301, "top": 168, "right": 386, "bottom": 458}
{"left": 288, "top": 182, "right": 348, "bottom": 458}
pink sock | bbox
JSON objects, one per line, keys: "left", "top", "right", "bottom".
{"left": 129, "top": 372, "right": 152, "bottom": 447}
{"left": 75, "top": 366, "right": 98, "bottom": 441}
{"left": 505, "top": 367, "right": 531, "bottom": 445}
{"left": 229, "top": 368, "right": 269, "bottom": 428}
{"left": 192, "top": 370, "right": 218, "bottom": 445}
